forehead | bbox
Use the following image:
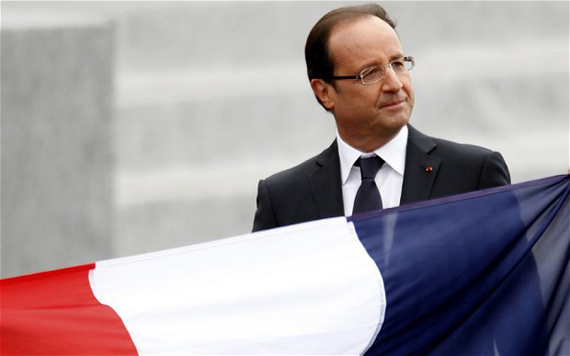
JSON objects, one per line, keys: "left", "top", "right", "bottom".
{"left": 328, "top": 16, "right": 404, "bottom": 71}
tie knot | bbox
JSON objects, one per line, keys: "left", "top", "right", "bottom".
{"left": 356, "top": 155, "right": 384, "bottom": 180}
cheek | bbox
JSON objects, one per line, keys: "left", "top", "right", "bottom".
{"left": 341, "top": 88, "right": 373, "bottom": 110}
{"left": 402, "top": 81, "right": 415, "bottom": 105}
{"left": 336, "top": 86, "right": 383, "bottom": 114}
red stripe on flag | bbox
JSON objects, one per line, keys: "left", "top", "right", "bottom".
{"left": 1, "top": 264, "right": 138, "bottom": 355}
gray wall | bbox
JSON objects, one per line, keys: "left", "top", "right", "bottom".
{"left": 1, "top": 9, "right": 115, "bottom": 277}
{"left": 2, "top": 1, "right": 568, "bottom": 277}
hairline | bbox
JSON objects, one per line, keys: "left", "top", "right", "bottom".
{"left": 326, "top": 15, "right": 399, "bottom": 80}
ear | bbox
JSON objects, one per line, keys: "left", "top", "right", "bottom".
{"left": 310, "top": 79, "right": 336, "bottom": 111}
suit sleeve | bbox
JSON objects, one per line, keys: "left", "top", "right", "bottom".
{"left": 478, "top": 151, "right": 511, "bottom": 189}
{"left": 252, "top": 179, "right": 277, "bottom": 232}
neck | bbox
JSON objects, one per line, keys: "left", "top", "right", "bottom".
{"left": 339, "top": 129, "right": 400, "bottom": 153}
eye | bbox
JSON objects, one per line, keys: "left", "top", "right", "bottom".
{"left": 361, "top": 66, "right": 382, "bottom": 80}
{"left": 391, "top": 60, "right": 406, "bottom": 71}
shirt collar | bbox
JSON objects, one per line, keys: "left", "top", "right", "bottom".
{"left": 337, "top": 125, "right": 408, "bottom": 185}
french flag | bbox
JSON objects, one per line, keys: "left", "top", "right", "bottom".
{"left": 2, "top": 175, "right": 568, "bottom": 355}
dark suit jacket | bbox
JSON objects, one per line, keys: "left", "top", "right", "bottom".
{"left": 253, "top": 125, "right": 510, "bottom": 232}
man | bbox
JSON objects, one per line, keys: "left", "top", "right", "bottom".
{"left": 253, "top": 3, "right": 510, "bottom": 232}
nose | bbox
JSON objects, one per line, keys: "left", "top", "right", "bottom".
{"left": 380, "top": 66, "right": 404, "bottom": 92}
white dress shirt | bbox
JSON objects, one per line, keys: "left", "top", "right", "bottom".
{"left": 337, "top": 126, "right": 408, "bottom": 215}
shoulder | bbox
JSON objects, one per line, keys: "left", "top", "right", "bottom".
{"left": 253, "top": 141, "right": 341, "bottom": 232}
{"left": 408, "top": 125, "right": 499, "bottom": 161}
{"left": 433, "top": 137, "right": 498, "bottom": 161}
{"left": 407, "top": 125, "right": 511, "bottom": 187}
{"left": 262, "top": 141, "right": 338, "bottom": 186}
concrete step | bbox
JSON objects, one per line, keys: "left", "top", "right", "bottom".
{"left": 2, "top": 1, "right": 567, "bottom": 270}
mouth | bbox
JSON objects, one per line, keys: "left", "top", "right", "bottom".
{"left": 380, "top": 99, "right": 405, "bottom": 109}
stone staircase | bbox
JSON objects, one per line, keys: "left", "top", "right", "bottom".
{"left": 2, "top": 1, "right": 567, "bottom": 276}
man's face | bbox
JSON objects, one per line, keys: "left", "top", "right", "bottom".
{"left": 318, "top": 16, "right": 415, "bottom": 151}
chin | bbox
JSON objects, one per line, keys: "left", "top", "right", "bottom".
{"left": 383, "top": 116, "right": 409, "bottom": 131}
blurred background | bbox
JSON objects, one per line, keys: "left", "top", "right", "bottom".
{"left": 2, "top": 1, "right": 568, "bottom": 278}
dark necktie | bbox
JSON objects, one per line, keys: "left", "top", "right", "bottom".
{"left": 352, "top": 155, "right": 384, "bottom": 214}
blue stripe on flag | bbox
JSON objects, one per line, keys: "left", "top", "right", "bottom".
{"left": 351, "top": 175, "right": 570, "bottom": 356}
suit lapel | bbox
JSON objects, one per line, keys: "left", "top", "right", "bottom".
{"left": 307, "top": 128, "right": 441, "bottom": 213}
{"left": 400, "top": 126, "right": 441, "bottom": 205}
{"left": 308, "top": 141, "right": 345, "bottom": 219}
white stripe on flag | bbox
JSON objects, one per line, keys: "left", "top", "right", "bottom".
{"left": 89, "top": 217, "right": 386, "bottom": 355}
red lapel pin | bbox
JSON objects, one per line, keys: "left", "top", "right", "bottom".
{"left": 425, "top": 166, "right": 433, "bottom": 172}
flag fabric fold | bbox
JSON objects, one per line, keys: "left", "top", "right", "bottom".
{"left": 0, "top": 264, "right": 138, "bottom": 355}
{"left": 354, "top": 175, "right": 569, "bottom": 355}
{"left": 1, "top": 175, "right": 568, "bottom": 355}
